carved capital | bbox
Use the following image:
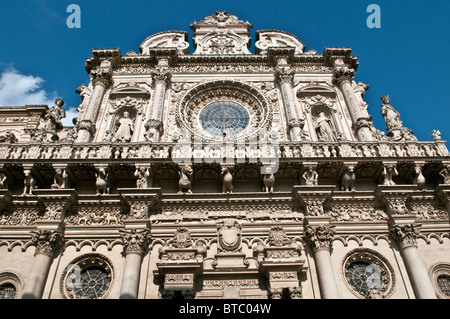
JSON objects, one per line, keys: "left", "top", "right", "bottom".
{"left": 274, "top": 67, "right": 295, "bottom": 85}
{"left": 268, "top": 287, "right": 283, "bottom": 299}
{"left": 120, "top": 228, "right": 150, "bottom": 255}
{"left": 389, "top": 223, "right": 421, "bottom": 249}
{"left": 30, "top": 229, "right": 64, "bottom": 257}
{"left": 288, "top": 286, "right": 303, "bottom": 299}
{"left": 352, "top": 117, "right": 373, "bottom": 131}
{"left": 91, "top": 68, "right": 113, "bottom": 88}
{"left": 333, "top": 66, "right": 355, "bottom": 86}
{"left": 152, "top": 68, "right": 171, "bottom": 84}
{"left": 304, "top": 224, "right": 336, "bottom": 251}
{"left": 77, "top": 119, "right": 96, "bottom": 134}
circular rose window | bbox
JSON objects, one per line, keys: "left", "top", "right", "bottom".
{"left": 61, "top": 254, "right": 114, "bottom": 299}
{"left": 199, "top": 101, "right": 249, "bottom": 137}
{"left": 343, "top": 249, "right": 395, "bottom": 299}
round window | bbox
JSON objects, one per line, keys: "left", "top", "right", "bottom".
{"left": 346, "top": 262, "right": 382, "bottom": 294}
{"left": 199, "top": 101, "right": 249, "bottom": 137}
{"left": 61, "top": 254, "right": 114, "bottom": 299}
{"left": 343, "top": 249, "right": 395, "bottom": 299}
{"left": 0, "top": 283, "right": 16, "bottom": 299}
{"left": 437, "top": 274, "right": 450, "bottom": 297}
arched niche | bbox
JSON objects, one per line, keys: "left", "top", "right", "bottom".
{"left": 297, "top": 83, "right": 346, "bottom": 141}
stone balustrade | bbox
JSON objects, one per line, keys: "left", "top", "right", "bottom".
{"left": 0, "top": 140, "right": 447, "bottom": 162}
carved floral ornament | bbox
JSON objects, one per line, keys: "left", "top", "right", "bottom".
{"left": 176, "top": 80, "right": 272, "bottom": 142}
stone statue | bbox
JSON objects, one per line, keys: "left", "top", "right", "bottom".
{"left": 44, "top": 98, "right": 66, "bottom": 131}
{"left": 302, "top": 167, "right": 318, "bottom": 185}
{"left": 379, "top": 165, "right": 398, "bottom": 186}
{"left": 262, "top": 167, "right": 275, "bottom": 193}
{"left": 95, "top": 167, "right": 111, "bottom": 194}
{"left": 221, "top": 167, "right": 233, "bottom": 194}
{"left": 315, "top": 112, "right": 337, "bottom": 142}
{"left": 52, "top": 168, "right": 69, "bottom": 189}
{"left": 430, "top": 130, "right": 441, "bottom": 141}
{"left": 380, "top": 95, "right": 402, "bottom": 131}
{"left": 341, "top": 166, "right": 356, "bottom": 191}
{"left": 439, "top": 166, "right": 450, "bottom": 184}
{"left": 23, "top": 169, "right": 37, "bottom": 195}
{"left": 178, "top": 165, "right": 193, "bottom": 194}
{"left": 134, "top": 167, "right": 150, "bottom": 188}
{"left": 411, "top": 165, "right": 425, "bottom": 189}
{"left": 113, "top": 111, "right": 134, "bottom": 142}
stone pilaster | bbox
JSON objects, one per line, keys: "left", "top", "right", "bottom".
{"left": 22, "top": 229, "right": 64, "bottom": 299}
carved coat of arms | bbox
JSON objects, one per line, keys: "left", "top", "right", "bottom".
{"left": 217, "top": 219, "right": 241, "bottom": 252}
{"left": 172, "top": 227, "right": 192, "bottom": 248}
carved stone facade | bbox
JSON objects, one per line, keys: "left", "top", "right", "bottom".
{"left": 0, "top": 11, "right": 449, "bottom": 300}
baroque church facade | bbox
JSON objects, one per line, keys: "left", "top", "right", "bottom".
{"left": 0, "top": 11, "right": 449, "bottom": 299}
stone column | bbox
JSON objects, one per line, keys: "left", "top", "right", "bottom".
{"left": 76, "top": 61, "right": 113, "bottom": 143}
{"left": 275, "top": 67, "right": 302, "bottom": 142}
{"left": 304, "top": 222, "right": 340, "bottom": 299}
{"left": 389, "top": 223, "right": 437, "bottom": 299}
{"left": 119, "top": 227, "right": 150, "bottom": 299}
{"left": 22, "top": 230, "right": 64, "bottom": 299}
{"left": 333, "top": 61, "right": 373, "bottom": 141}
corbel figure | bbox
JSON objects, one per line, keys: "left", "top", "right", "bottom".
{"left": 221, "top": 166, "right": 233, "bottom": 194}
{"left": 301, "top": 167, "right": 319, "bottom": 186}
{"left": 379, "top": 164, "right": 398, "bottom": 186}
{"left": 177, "top": 164, "right": 193, "bottom": 194}
{"left": 23, "top": 169, "right": 37, "bottom": 195}
{"left": 134, "top": 166, "right": 151, "bottom": 189}
{"left": 340, "top": 165, "right": 356, "bottom": 191}
{"left": 51, "top": 168, "right": 70, "bottom": 189}
{"left": 262, "top": 166, "right": 276, "bottom": 193}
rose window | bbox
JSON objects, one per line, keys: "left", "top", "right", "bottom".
{"left": 199, "top": 101, "right": 249, "bottom": 137}
{"left": 61, "top": 254, "right": 114, "bottom": 299}
{"left": 346, "top": 262, "right": 382, "bottom": 294}
{"left": 343, "top": 249, "right": 395, "bottom": 299}
{"left": 437, "top": 275, "right": 450, "bottom": 297}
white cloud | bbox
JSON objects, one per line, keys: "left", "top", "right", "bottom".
{"left": 0, "top": 67, "right": 57, "bottom": 107}
{"left": 0, "top": 67, "right": 76, "bottom": 127}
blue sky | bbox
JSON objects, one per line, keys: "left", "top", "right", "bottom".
{"left": 0, "top": 0, "right": 448, "bottom": 142}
